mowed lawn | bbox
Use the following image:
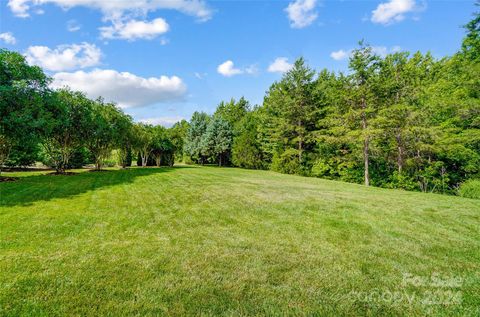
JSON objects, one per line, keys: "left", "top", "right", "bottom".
{"left": 1, "top": 166, "right": 479, "bottom": 316}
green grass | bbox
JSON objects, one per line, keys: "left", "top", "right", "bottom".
{"left": 1, "top": 166, "right": 479, "bottom": 316}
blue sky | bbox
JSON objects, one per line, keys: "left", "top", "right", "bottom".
{"left": 0, "top": 0, "right": 476, "bottom": 126}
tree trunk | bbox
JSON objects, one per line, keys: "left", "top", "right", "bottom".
{"left": 298, "top": 119, "right": 303, "bottom": 163}
{"left": 363, "top": 137, "right": 370, "bottom": 186}
{"left": 56, "top": 164, "right": 65, "bottom": 174}
{"left": 155, "top": 155, "right": 161, "bottom": 167}
{"left": 361, "top": 97, "right": 369, "bottom": 186}
{"left": 219, "top": 154, "right": 222, "bottom": 167}
{"left": 396, "top": 133, "right": 403, "bottom": 174}
{"left": 0, "top": 142, "right": 12, "bottom": 177}
{"left": 298, "top": 137, "right": 303, "bottom": 163}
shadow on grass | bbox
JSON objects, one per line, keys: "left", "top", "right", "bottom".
{"left": 0, "top": 167, "right": 188, "bottom": 207}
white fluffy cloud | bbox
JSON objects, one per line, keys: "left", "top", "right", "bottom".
{"left": 217, "top": 60, "right": 258, "bottom": 77}
{"left": 8, "top": 0, "right": 212, "bottom": 21}
{"left": 330, "top": 50, "right": 349, "bottom": 61}
{"left": 0, "top": 32, "right": 17, "bottom": 45}
{"left": 139, "top": 116, "right": 185, "bottom": 127}
{"left": 217, "top": 60, "right": 243, "bottom": 77}
{"left": 52, "top": 69, "right": 187, "bottom": 108}
{"left": 285, "top": 0, "right": 318, "bottom": 29}
{"left": 330, "top": 46, "right": 402, "bottom": 61}
{"left": 100, "top": 18, "right": 169, "bottom": 40}
{"left": 268, "top": 57, "right": 293, "bottom": 73}
{"left": 25, "top": 43, "right": 101, "bottom": 72}
{"left": 371, "top": 0, "right": 416, "bottom": 25}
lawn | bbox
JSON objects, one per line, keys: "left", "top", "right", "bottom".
{"left": 1, "top": 166, "right": 479, "bottom": 316}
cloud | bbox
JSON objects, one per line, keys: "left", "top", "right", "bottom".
{"left": 0, "top": 32, "right": 17, "bottom": 45}
{"left": 371, "top": 0, "right": 416, "bottom": 25}
{"left": 330, "top": 46, "right": 402, "bottom": 61}
{"left": 216, "top": 60, "right": 259, "bottom": 77}
{"left": 139, "top": 116, "right": 185, "bottom": 127}
{"left": 8, "top": 0, "right": 212, "bottom": 21}
{"left": 217, "top": 60, "right": 243, "bottom": 77}
{"left": 285, "top": 0, "right": 318, "bottom": 29}
{"left": 330, "top": 49, "right": 348, "bottom": 61}
{"left": 67, "top": 19, "right": 81, "bottom": 32}
{"left": 268, "top": 57, "right": 293, "bottom": 73}
{"left": 51, "top": 69, "right": 187, "bottom": 108}
{"left": 25, "top": 43, "right": 102, "bottom": 72}
{"left": 100, "top": 18, "right": 169, "bottom": 40}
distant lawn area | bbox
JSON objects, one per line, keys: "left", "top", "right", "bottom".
{"left": 1, "top": 166, "right": 479, "bottom": 316}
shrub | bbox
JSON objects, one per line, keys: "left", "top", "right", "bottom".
{"left": 39, "top": 146, "right": 90, "bottom": 169}
{"left": 103, "top": 159, "right": 117, "bottom": 167}
{"left": 311, "top": 159, "right": 333, "bottom": 178}
{"left": 271, "top": 149, "right": 302, "bottom": 175}
{"left": 5, "top": 141, "right": 40, "bottom": 167}
{"left": 385, "top": 172, "right": 417, "bottom": 191}
{"left": 68, "top": 147, "right": 91, "bottom": 168}
{"left": 458, "top": 179, "right": 480, "bottom": 199}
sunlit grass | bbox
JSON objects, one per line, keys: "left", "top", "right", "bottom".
{"left": 1, "top": 166, "right": 479, "bottom": 316}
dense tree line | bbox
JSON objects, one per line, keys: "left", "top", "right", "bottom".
{"left": 183, "top": 11, "right": 479, "bottom": 195}
{"left": 0, "top": 51, "right": 184, "bottom": 174}
{"left": 1, "top": 9, "right": 478, "bottom": 197}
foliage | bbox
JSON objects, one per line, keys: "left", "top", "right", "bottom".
{"left": 117, "top": 147, "right": 132, "bottom": 168}
{"left": 270, "top": 148, "right": 302, "bottom": 175}
{"left": 133, "top": 123, "right": 154, "bottom": 167}
{"left": 458, "top": 178, "right": 480, "bottom": 199}
{"left": 0, "top": 49, "right": 49, "bottom": 174}
{"left": 40, "top": 89, "right": 92, "bottom": 173}
{"left": 83, "top": 99, "right": 132, "bottom": 170}
{"left": 1, "top": 9, "right": 479, "bottom": 196}
{"left": 151, "top": 125, "right": 173, "bottom": 167}
{"left": 231, "top": 112, "right": 265, "bottom": 169}
{"left": 200, "top": 117, "right": 233, "bottom": 166}
{"left": 169, "top": 120, "right": 189, "bottom": 162}
{"left": 214, "top": 97, "right": 250, "bottom": 131}
{"left": 184, "top": 112, "right": 210, "bottom": 164}
{"left": 5, "top": 140, "right": 40, "bottom": 167}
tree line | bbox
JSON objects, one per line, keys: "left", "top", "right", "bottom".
{"left": 0, "top": 52, "right": 186, "bottom": 174}
{"left": 1, "top": 8, "right": 478, "bottom": 196}
{"left": 182, "top": 10, "right": 479, "bottom": 195}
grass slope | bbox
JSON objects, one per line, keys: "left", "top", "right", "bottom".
{"left": 1, "top": 167, "right": 479, "bottom": 316}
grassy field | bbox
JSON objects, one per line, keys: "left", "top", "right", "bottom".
{"left": 1, "top": 166, "right": 479, "bottom": 316}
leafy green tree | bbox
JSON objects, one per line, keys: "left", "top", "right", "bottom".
{"left": 0, "top": 49, "right": 49, "bottom": 175}
{"left": 169, "top": 120, "right": 189, "bottom": 162}
{"left": 84, "top": 99, "right": 131, "bottom": 170}
{"left": 461, "top": 1, "right": 480, "bottom": 62}
{"left": 214, "top": 97, "right": 250, "bottom": 130}
{"left": 151, "top": 125, "right": 173, "bottom": 167}
{"left": 40, "top": 89, "right": 92, "bottom": 173}
{"left": 5, "top": 140, "right": 40, "bottom": 167}
{"left": 114, "top": 112, "right": 134, "bottom": 169}
{"left": 232, "top": 111, "right": 265, "bottom": 169}
{"left": 117, "top": 146, "right": 133, "bottom": 168}
{"left": 201, "top": 117, "right": 233, "bottom": 166}
{"left": 262, "top": 58, "right": 318, "bottom": 172}
{"left": 133, "top": 123, "right": 154, "bottom": 167}
{"left": 346, "top": 42, "right": 380, "bottom": 186}
{"left": 184, "top": 112, "right": 210, "bottom": 164}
